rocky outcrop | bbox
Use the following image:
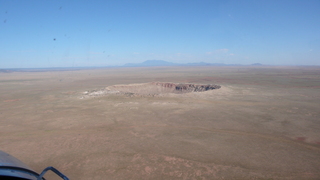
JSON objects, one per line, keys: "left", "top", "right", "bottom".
{"left": 81, "top": 82, "right": 221, "bottom": 98}
{"left": 152, "top": 82, "right": 220, "bottom": 93}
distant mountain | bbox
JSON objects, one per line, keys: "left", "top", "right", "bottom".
{"left": 123, "top": 60, "right": 178, "bottom": 67}
{"left": 184, "top": 62, "right": 230, "bottom": 66}
{"left": 123, "top": 60, "right": 241, "bottom": 67}
{"left": 251, "top": 63, "right": 263, "bottom": 66}
{"left": 185, "top": 62, "right": 212, "bottom": 66}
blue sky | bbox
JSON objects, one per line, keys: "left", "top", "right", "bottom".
{"left": 1, "top": 0, "right": 319, "bottom": 68}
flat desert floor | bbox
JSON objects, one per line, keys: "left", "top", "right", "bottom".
{"left": 0, "top": 66, "right": 320, "bottom": 180}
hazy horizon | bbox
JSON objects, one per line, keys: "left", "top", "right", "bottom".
{"left": 1, "top": 59, "right": 320, "bottom": 70}
{"left": 1, "top": 0, "right": 320, "bottom": 68}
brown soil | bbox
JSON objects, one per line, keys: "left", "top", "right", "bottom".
{"left": 0, "top": 66, "right": 320, "bottom": 180}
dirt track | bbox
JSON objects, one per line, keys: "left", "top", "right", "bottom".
{"left": 0, "top": 66, "right": 320, "bottom": 179}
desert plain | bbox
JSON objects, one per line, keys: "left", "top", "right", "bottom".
{"left": 0, "top": 66, "right": 320, "bottom": 179}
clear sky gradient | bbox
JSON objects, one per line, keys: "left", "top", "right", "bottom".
{"left": 1, "top": 0, "right": 320, "bottom": 68}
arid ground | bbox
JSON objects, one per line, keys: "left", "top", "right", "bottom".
{"left": 0, "top": 66, "right": 320, "bottom": 180}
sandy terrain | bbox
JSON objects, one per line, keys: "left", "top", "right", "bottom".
{"left": 0, "top": 66, "right": 319, "bottom": 179}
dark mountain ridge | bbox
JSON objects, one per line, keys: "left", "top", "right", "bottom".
{"left": 123, "top": 60, "right": 243, "bottom": 67}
